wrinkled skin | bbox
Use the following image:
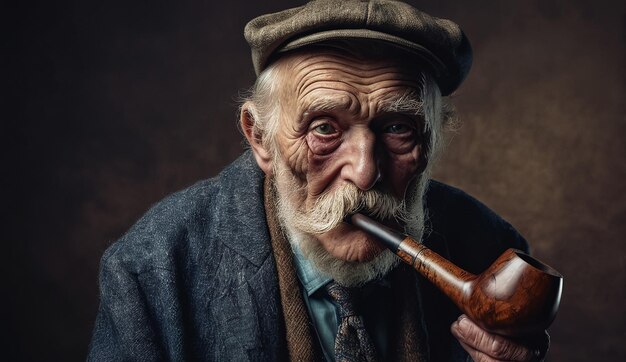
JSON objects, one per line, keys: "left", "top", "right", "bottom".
{"left": 247, "top": 50, "right": 425, "bottom": 262}
{"left": 241, "top": 49, "right": 548, "bottom": 361}
{"left": 451, "top": 315, "right": 549, "bottom": 361}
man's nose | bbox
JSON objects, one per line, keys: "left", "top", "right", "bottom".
{"left": 341, "top": 132, "right": 381, "bottom": 191}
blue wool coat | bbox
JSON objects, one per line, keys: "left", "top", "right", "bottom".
{"left": 88, "top": 151, "right": 527, "bottom": 361}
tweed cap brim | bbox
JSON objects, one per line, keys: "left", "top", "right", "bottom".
{"left": 245, "top": 0, "right": 472, "bottom": 96}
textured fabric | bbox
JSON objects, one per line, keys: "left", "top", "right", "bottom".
{"left": 290, "top": 242, "right": 338, "bottom": 360}
{"left": 264, "top": 179, "right": 321, "bottom": 361}
{"left": 88, "top": 150, "right": 528, "bottom": 361}
{"left": 244, "top": 0, "right": 472, "bottom": 96}
{"left": 292, "top": 240, "right": 429, "bottom": 361}
{"left": 386, "top": 264, "right": 429, "bottom": 362}
{"left": 88, "top": 152, "right": 287, "bottom": 361}
{"left": 326, "top": 282, "right": 378, "bottom": 362}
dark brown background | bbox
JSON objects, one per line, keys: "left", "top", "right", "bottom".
{"left": 6, "top": 0, "right": 625, "bottom": 361}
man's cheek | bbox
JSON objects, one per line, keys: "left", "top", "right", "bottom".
{"left": 306, "top": 151, "right": 344, "bottom": 197}
{"left": 277, "top": 137, "right": 309, "bottom": 180}
{"left": 384, "top": 150, "right": 422, "bottom": 197}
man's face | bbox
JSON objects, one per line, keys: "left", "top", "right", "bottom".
{"left": 270, "top": 49, "right": 425, "bottom": 264}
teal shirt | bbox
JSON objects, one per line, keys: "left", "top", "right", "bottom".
{"left": 292, "top": 244, "right": 392, "bottom": 361}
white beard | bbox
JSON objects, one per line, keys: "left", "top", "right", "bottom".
{"left": 271, "top": 154, "right": 430, "bottom": 287}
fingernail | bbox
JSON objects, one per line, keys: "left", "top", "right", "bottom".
{"left": 458, "top": 315, "right": 469, "bottom": 328}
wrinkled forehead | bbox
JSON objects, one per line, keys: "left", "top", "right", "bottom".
{"left": 272, "top": 43, "right": 426, "bottom": 109}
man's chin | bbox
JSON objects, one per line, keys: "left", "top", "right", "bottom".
{"left": 294, "top": 225, "right": 399, "bottom": 287}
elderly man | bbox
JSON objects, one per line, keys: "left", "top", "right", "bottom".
{"left": 88, "top": 1, "right": 550, "bottom": 361}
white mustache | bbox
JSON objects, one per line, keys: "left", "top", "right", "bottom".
{"left": 288, "top": 183, "right": 409, "bottom": 235}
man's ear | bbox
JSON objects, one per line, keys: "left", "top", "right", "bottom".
{"left": 240, "top": 101, "right": 273, "bottom": 175}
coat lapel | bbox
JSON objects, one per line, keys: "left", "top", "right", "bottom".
{"left": 210, "top": 152, "right": 287, "bottom": 360}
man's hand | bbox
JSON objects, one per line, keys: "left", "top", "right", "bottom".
{"left": 450, "top": 315, "right": 550, "bottom": 362}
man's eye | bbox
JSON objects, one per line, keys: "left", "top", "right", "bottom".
{"left": 384, "top": 124, "right": 412, "bottom": 134}
{"left": 313, "top": 123, "right": 337, "bottom": 135}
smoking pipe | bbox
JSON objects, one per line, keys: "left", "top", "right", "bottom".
{"left": 349, "top": 213, "right": 563, "bottom": 337}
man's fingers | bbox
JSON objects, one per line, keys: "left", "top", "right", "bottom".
{"left": 458, "top": 339, "right": 510, "bottom": 362}
{"left": 451, "top": 315, "right": 537, "bottom": 361}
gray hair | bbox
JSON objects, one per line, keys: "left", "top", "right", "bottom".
{"left": 239, "top": 63, "right": 283, "bottom": 152}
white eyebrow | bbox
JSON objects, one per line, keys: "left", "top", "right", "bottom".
{"left": 379, "top": 90, "right": 424, "bottom": 116}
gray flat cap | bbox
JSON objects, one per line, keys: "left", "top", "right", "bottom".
{"left": 245, "top": 0, "right": 472, "bottom": 96}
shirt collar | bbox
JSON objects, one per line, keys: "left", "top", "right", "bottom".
{"left": 291, "top": 242, "right": 332, "bottom": 296}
